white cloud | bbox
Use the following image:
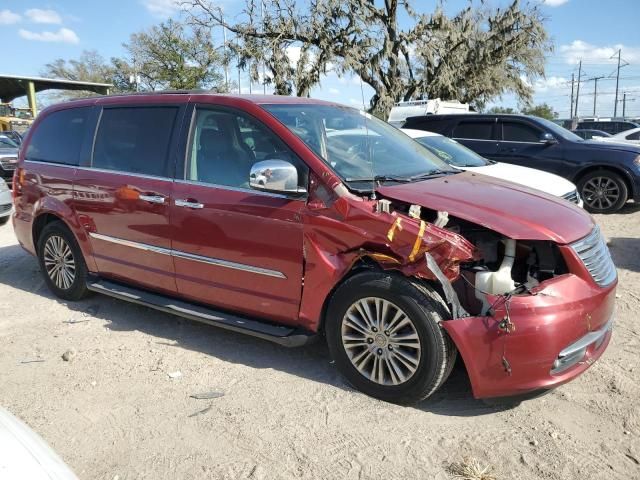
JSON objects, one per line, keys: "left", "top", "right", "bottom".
{"left": 0, "top": 9, "right": 21, "bottom": 24}
{"left": 559, "top": 40, "right": 640, "bottom": 65}
{"left": 329, "top": 88, "right": 340, "bottom": 95}
{"left": 534, "top": 76, "right": 569, "bottom": 93}
{"left": 543, "top": 0, "right": 569, "bottom": 6}
{"left": 19, "top": 27, "right": 80, "bottom": 44}
{"left": 141, "top": 0, "right": 180, "bottom": 17}
{"left": 25, "top": 8, "right": 62, "bottom": 24}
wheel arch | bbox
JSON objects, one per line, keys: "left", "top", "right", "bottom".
{"left": 573, "top": 164, "right": 635, "bottom": 199}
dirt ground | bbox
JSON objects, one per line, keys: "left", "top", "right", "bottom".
{"left": 1, "top": 205, "right": 639, "bottom": 480}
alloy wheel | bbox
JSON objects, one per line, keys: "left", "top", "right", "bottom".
{"left": 582, "top": 176, "right": 620, "bottom": 210}
{"left": 43, "top": 235, "right": 76, "bottom": 290}
{"left": 341, "top": 297, "right": 421, "bottom": 386}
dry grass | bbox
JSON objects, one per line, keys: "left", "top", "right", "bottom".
{"left": 447, "top": 457, "right": 497, "bottom": 480}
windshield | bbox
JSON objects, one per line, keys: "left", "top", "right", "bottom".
{"left": 0, "top": 105, "right": 12, "bottom": 117}
{"left": 0, "top": 136, "right": 18, "bottom": 148}
{"left": 413, "top": 135, "right": 489, "bottom": 168}
{"left": 535, "top": 117, "right": 582, "bottom": 141}
{"left": 263, "top": 104, "right": 458, "bottom": 188}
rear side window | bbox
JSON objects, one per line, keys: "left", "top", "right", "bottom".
{"left": 627, "top": 131, "right": 640, "bottom": 140}
{"left": 26, "top": 107, "right": 90, "bottom": 165}
{"left": 453, "top": 121, "right": 493, "bottom": 140}
{"left": 93, "top": 107, "right": 178, "bottom": 177}
{"left": 501, "top": 122, "right": 541, "bottom": 142}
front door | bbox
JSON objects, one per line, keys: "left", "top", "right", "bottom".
{"left": 73, "top": 105, "right": 183, "bottom": 295}
{"left": 170, "top": 105, "right": 307, "bottom": 324}
{"left": 495, "top": 120, "right": 566, "bottom": 176}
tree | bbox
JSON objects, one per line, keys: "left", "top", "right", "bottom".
{"left": 486, "top": 106, "right": 518, "bottom": 114}
{"left": 521, "top": 103, "right": 558, "bottom": 120}
{"left": 184, "top": 0, "right": 551, "bottom": 115}
{"left": 41, "top": 50, "right": 135, "bottom": 98}
{"left": 124, "top": 19, "right": 227, "bottom": 91}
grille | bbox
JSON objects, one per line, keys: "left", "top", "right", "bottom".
{"left": 0, "top": 156, "right": 17, "bottom": 170}
{"left": 0, "top": 203, "right": 11, "bottom": 214}
{"left": 562, "top": 189, "right": 580, "bottom": 204}
{"left": 570, "top": 226, "right": 617, "bottom": 287}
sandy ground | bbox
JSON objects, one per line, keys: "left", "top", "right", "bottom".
{"left": 0, "top": 205, "right": 639, "bottom": 480}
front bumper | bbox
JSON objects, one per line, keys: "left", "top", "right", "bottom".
{"left": 443, "top": 272, "right": 616, "bottom": 399}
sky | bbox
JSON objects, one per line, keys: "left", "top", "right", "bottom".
{"left": 2, "top": 0, "right": 640, "bottom": 118}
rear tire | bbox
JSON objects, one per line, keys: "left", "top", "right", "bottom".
{"left": 37, "top": 221, "right": 90, "bottom": 301}
{"left": 578, "top": 170, "right": 628, "bottom": 213}
{"left": 325, "top": 271, "right": 456, "bottom": 404}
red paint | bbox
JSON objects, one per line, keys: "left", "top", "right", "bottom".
{"left": 12, "top": 93, "right": 617, "bottom": 399}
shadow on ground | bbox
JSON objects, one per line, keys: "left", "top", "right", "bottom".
{"left": 608, "top": 237, "right": 640, "bottom": 273}
{"left": 0, "top": 242, "right": 516, "bottom": 417}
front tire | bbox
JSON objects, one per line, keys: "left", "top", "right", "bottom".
{"left": 578, "top": 170, "right": 628, "bottom": 213}
{"left": 325, "top": 271, "right": 456, "bottom": 404}
{"left": 37, "top": 221, "right": 90, "bottom": 301}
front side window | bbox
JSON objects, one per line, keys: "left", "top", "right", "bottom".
{"left": 93, "top": 107, "right": 178, "bottom": 177}
{"left": 452, "top": 121, "right": 494, "bottom": 140}
{"left": 263, "top": 104, "right": 456, "bottom": 190}
{"left": 186, "top": 107, "right": 306, "bottom": 190}
{"left": 501, "top": 122, "right": 541, "bottom": 142}
{"left": 25, "top": 107, "right": 90, "bottom": 165}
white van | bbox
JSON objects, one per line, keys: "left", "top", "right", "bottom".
{"left": 387, "top": 98, "right": 472, "bottom": 127}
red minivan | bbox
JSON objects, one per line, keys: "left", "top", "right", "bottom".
{"left": 12, "top": 93, "right": 616, "bottom": 403}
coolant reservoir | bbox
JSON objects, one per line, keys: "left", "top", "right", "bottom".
{"left": 475, "top": 239, "right": 517, "bottom": 299}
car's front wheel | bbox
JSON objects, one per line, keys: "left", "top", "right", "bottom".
{"left": 37, "top": 221, "right": 90, "bottom": 301}
{"left": 578, "top": 170, "right": 628, "bottom": 213}
{"left": 325, "top": 271, "right": 456, "bottom": 404}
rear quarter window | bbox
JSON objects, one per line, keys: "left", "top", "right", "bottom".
{"left": 25, "top": 107, "right": 91, "bottom": 165}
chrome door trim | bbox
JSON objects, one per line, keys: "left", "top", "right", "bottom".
{"left": 174, "top": 179, "right": 301, "bottom": 201}
{"left": 89, "top": 232, "right": 170, "bottom": 255}
{"left": 88, "top": 232, "right": 286, "bottom": 279}
{"left": 171, "top": 250, "right": 286, "bottom": 278}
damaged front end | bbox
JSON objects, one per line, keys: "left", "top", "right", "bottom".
{"left": 300, "top": 174, "right": 617, "bottom": 399}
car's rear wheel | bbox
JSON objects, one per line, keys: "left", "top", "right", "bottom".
{"left": 578, "top": 170, "right": 628, "bottom": 213}
{"left": 325, "top": 271, "right": 456, "bottom": 404}
{"left": 37, "top": 221, "right": 90, "bottom": 301}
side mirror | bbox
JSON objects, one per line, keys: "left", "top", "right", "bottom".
{"left": 249, "top": 160, "right": 306, "bottom": 196}
{"left": 540, "top": 133, "right": 558, "bottom": 145}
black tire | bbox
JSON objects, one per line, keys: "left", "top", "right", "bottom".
{"left": 0, "top": 216, "right": 9, "bottom": 226}
{"left": 578, "top": 170, "right": 628, "bottom": 213}
{"left": 325, "top": 271, "right": 457, "bottom": 404}
{"left": 37, "top": 221, "right": 90, "bottom": 301}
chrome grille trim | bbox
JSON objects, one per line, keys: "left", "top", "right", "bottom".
{"left": 570, "top": 226, "right": 617, "bottom": 287}
{"left": 0, "top": 156, "right": 18, "bottom": 170}
{"left": 561, "top": 189, "right": 580, "bottom": 204}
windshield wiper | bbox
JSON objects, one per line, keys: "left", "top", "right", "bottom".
{"left": 345, "top": 175, "right": 412, "bottom": 183}
{"left": 408, "top": 169, "right": 459, "bottom": 181}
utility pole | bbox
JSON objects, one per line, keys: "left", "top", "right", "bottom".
{"left": 574, "top": 60, "right": 582, "bottom": 118}
{"left": 621, "top": 92, "right": 636, "bottom": 118}
{"left": 570, "top": 73, "right": 575, "bottom": 118}
{"left": 612, "top": 49, "right": 628, "bottom": 117}
{"left": 589, "top": 76, "right": 605, "bottom": 116}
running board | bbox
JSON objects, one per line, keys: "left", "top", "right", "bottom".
{"left": 86, "top": 278, "right": 315, "bottom": 347}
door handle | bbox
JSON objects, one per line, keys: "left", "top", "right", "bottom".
{"left": 175, "top": 199, "right": 204, "bottom": 209}
{"left": 139, "top": 194, "right": 166, "bottom": 204}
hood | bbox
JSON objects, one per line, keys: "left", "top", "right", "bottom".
{"left": 0, "top": 147, "right": 18, "bottom": 156}
{"left": 465, "top": 163, "right": 576, "bottom": 197}
{"left": 377, "top": 171, "right": 594, "bottom": 244}
{"left": 580, "top": 139, "right": 640, "bottom": 154}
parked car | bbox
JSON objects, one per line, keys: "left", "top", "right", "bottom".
{"left": 402, "top": 129, "right": 583, "bottom": 207}
{"left": 0, "top": 134, "right": 19, "bottom": 187}
{"left": 13, "top": 94, "right": 616, "bottom": 403}
{"left": 0, "top": 406, "right": 78, "bottom": 479}
{"left": 0, "top": 178, "right": 12, "bottom": 225}
{"left": 576, "top": 119, "right": 639, "bottom": 135}
{"left": 595, "top": 127, "right": 640, "bottom": 146}
{"left": 0, "top": 130, "right": 23, "bottom": 145}
{"left": 403, "top": 114, "right": 640, "bottom": 213}
{"left": 572, "top": 129, "right": 611, "bottom": 140}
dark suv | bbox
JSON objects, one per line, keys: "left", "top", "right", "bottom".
{"left": 403, "top": 114, "right": 640, "bottom": 213}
